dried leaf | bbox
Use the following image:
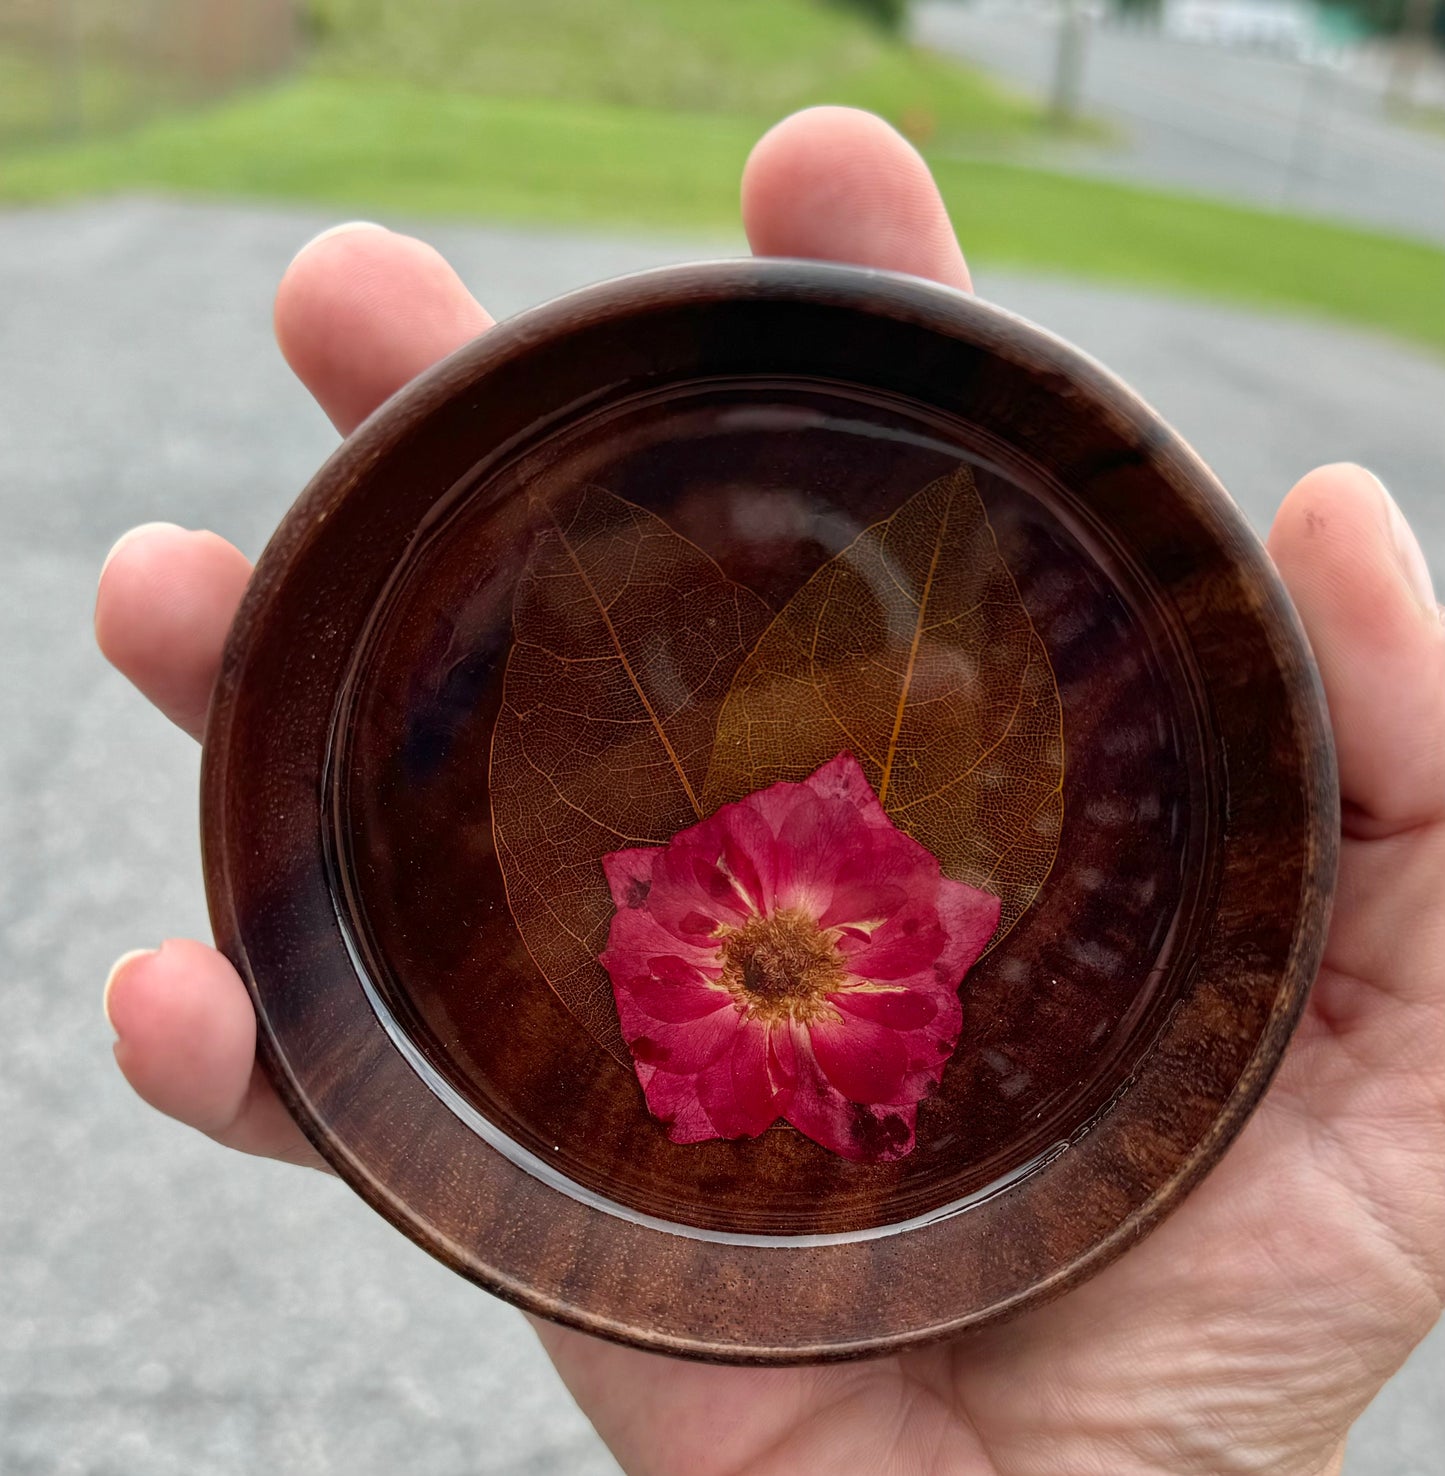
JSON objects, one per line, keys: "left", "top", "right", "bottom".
{"left": 703, "top": 468, "right": 1063, "bottom": 945}
{"left": 490, "top": 486, "right": 772, "bottom": 1061}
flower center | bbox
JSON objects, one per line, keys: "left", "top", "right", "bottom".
{"left": 717, "top": 908, "right": 845, "bottom": 1022}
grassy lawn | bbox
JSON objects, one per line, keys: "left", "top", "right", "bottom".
{"left": 1399, "top": 101, "right": 1445, "bottom": 136}
{"left": 0, "top": 42, "right": 178, "bottom": 144}
{"left": 0, "top": 0, "right": 1039, "bottom": 152}
{"left": 300, "top": 0, "right": 1039, "bottom": 146}
{"left": 4, "top": 75, "right": 1442, "bottom": 355}
{"left": 927, "top": 155, "right": 1445, "bottom": 353}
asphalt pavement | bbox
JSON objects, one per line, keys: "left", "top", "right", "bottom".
{"left": 914, "top": 0, "right": 1445, "bottom": 245}
{"left": 2, "top": 198, "right": 1443, "bottom": 1475}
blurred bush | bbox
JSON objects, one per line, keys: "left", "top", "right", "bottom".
{"left": 825, "top": 0, "right": 909, "bottom": 33}
{"left": 1327, "top": 0, "right": 1445, "bottom": 38}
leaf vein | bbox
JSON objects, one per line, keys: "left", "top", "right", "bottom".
{"left": 540, "top": 503, "right": 702, "bottom": 818}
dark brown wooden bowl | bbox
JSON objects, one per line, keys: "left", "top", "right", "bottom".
{"left": 202, "top": 259, "right": 1337, "bottom": 1363}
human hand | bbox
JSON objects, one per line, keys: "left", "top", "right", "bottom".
{"left": 97, "top": 108, "right": 1445, "bottom": 1476}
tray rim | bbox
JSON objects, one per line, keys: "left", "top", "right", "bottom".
{"left": 201, "top": 257, "right": 1338, "bottom": 1363}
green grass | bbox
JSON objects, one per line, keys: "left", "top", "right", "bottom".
{"left": 0, "top": 47, "right": 69, "bottom": 142}
{"left": 0, "top": 0, "right": 1038, "bottom": 150}
{"left": 0, "top": 83, "right": 757, "bottom": 226}
{"left": 1399, "top": 101, "right": 1445, "bottom": 136}
{"left": 0, "top": 42, "right": 181, "bottom": 144}
{"left": 300, "top": 0, "right": 1038, "bottom": 146}
{"left": 3, "top": 76, "right": 1441, "bottom": 354}
{"left": 927, "top": 155, "right": 1445, "bottom": 352}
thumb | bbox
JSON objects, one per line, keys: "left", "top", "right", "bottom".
{"left": 1268, "top": 463, "right": 1444, "bottom": 836}
{"left": 1268, "top": 466, "right": 1445, "bottom": 1328}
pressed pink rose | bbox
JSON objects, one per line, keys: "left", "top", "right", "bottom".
{"left": 598, "top": 753, "right": 1001, "bottom": 1162}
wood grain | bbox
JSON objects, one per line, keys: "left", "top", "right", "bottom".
{"left": 202, "top": 260, "right": 1337, "bottom": 1363}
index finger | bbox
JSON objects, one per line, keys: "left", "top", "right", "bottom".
{"left": 743, "top": 107, "right": 971, "bottom": 291}
{"left": 274, "top": 222, "right": 495, "bottom": 434}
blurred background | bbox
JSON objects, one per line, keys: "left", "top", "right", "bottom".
{"left": 2, "top": 2, "right": 1442, "bottom": 1473}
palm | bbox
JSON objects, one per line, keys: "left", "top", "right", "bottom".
{"left": 96, "top": 109, "right": 1444, "bottom": 1476}
{"left": 541, "top": 826, "right": 1445, "bottom": 1475}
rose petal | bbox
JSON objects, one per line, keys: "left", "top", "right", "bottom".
{"left": 831, "top": 986, "right": 940, "bottom": 1030}
{"left": 840, "top": 903, "right": 947, "bottom": 981}
{"left": 807, "top": 1012, "right": 910, "bottom": 1103}
{"left": 717, "top": 806, "right": 777, "bottom": 916}
{"left": 601, "top": 898, "right": 722, "bottom": 977}
{"left": 602, "top": 846, "right": 661, "bottom": 912}
{"left": 695, "top": 1017, "right": 786, "bottom": 1137}
{"left": 647, "top": 803, "right": 777, "bottom": 939}
{"left": 736, "top": 774, "right": 811, "bottom": 842}
{"left": 767, "top": 1018, "right": 799, "bottom": 1097}
{"left": 894, "top": 994, "right": 964, "bottom": 1097}
{"left": 821, "top": 880, "right": 909, "bottom": 937}
{"left": 933, "top": 876, "right": 1003, "bottom": 979}
{"left": 645, "top": 863, "right": 733, "bottom": 943}
{"left": 784, "top": 1036, "right": 918, "bottom": 1162}
{"left": 823, "top": 989, "right": 963, "bottom": 1097}
{"left": 623, "top": 997, "right": 745, "bottom": 1074}
{"left": 801, "top": 751, "right": 892, "bottom": 831}
{"left": 815, "top": 822, "right": 935, "bottom": 933}
{"left": 606, "top": 954, "right": 733, "bottom": 1025}
{"left": 637, "top": 1065, "right": 721, "bottom": 1144}
{"left": 769, "top": 791, "right": 879, "bottom": 914}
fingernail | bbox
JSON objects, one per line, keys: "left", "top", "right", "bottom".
{"left": 1374, "top": 474, "right": 1437, "bottom": 612}
{"left": 99, "top": 522, "right": 184, "bottom": 588}
{"left": 103, "top": 948, "right": 156, "bottom": 1033}
{"left": 292, "top": 220, "right": 386, "bottom": 263}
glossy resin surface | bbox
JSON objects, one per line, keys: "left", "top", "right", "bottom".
{"left": 203, "top": 261, "right": 1336, "bottom": 1359}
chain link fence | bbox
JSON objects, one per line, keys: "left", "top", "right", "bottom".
{"left": 0, "top": 0, "right": 300, "bottom": 146}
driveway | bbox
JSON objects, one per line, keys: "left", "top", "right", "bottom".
{"left": 1, "top": 199, "right": 1441, "bottom": 1475}
{"left": 915, "top": 0, "right": 1445, "bottom": 245}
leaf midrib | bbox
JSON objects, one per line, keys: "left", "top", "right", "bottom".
{"left": 543, "top": 503, "right": 704, "bottom": 819}
{"left": 877, "top": 487, "right": 953, "bottom": 806}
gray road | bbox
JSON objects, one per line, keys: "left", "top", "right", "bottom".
{"left": 915, "top": 0, "right": 1445, "bottom": 244}
{"left": 2, "top": 198, "right": 1443, "bottom": 1476}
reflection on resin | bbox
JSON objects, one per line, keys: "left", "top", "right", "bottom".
{"left": 329, "top": 378, "right": 1210, "bottom": 1237}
